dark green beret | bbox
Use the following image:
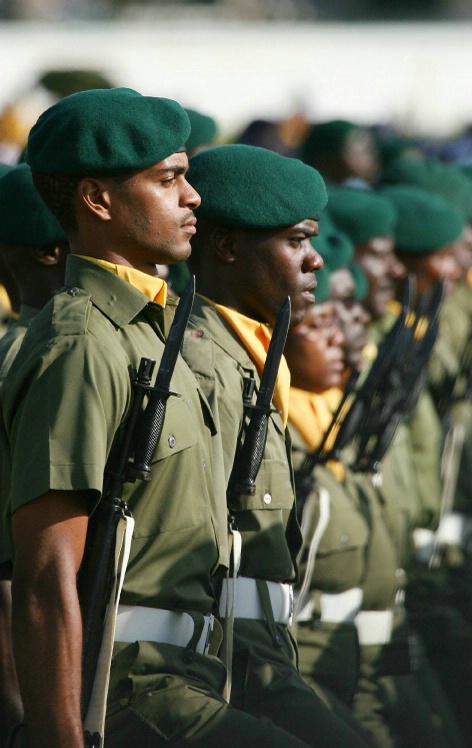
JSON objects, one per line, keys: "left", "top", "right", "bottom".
{"left": 312, "top": 207, "right": 354, "bottom": 271}
{"left": 380, "top": 184, "right": 466, "bottom": 254}
{"left": 299, "top": 120, "right": 359, "bottom": 165}
{"left": 327, "top": 186, "right": 397, "bottom": 244}
{"left": 381, "top": 157, "right": 472, "bottom": 221}
{"left": 0, "top": 163, "right": 12, "bottom": 178}
{"left": 25, "top": 87, "right": 190, "bottom": 176}
{"left": 348, "top": 261, "right": 368, "bottom": 302}
{"left": 313, "top": 265, "right": 330, "bottom": 304}
{"left": 459, "top": 163, "right": 472, "bottom": 183}
{"left": 188, "top": 144, "right": 327, "bottom": 228}
{"left": 39, "top": 69, "right": 114, "bottom": 98}
{"left": 0, "top": 163, "right": 67, "bottom": 246}
{"left": 185, "top": 109, "right": 218, "bottom": 155}
{"left": 167, "top": 260, "right": 191, "bottom": 296}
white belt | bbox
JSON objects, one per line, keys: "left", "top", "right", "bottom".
{"left": 436, "top": 512, "right": 472, "bottom": 546}
{"left": 413, "top": 528, "right": 435, "bottom": 563}
{"left": 114, "top": 605, "right": 214, "bottom": 655}
{"left": 219, "top": 577, "right": 293, "bottom": 625}
{"left": 355, "top": 610, "right": 393, "bottom": 645}
{"left": 320, "top": 588, "right": 363, "bottom": 624}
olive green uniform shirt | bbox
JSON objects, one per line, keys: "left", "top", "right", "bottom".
{"left": 182, "top": 295, "right": 301, "bottom": 581}
{"left": 0, "top": 304, "right": 39, "bottom": 565}
{"left": 181, "top": 296, "right": 370, "bottom": 748}
{"left": 1, "top": 257, "right": 228, "bottom": 613}
{"left": 290, "top": 423, "right": 369, "bottom": 709}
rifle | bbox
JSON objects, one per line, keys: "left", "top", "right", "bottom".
{"left": 78, "top": 276, "right": 195, "bottom": 748}
{"left": 351, "top": 279, "right": 444, "bottom": 473}
{"left": 292, "top": 280, "right": 412, "bottom": 517}
{"left": 229, "top": 296, "right": 291, "bottom": 497}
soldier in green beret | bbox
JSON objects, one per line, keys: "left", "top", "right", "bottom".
{"left": 299, "top": 119, "right": 380, "bottom": 189}
{"left": 283, "top": 266, "right": 373, "bottom": 744}
{"left": 320, "top": 183, "right": 466, "bottom": 747}
{"left": 182, "top": 143, "right": 370, "bottom": 747}
{"left": 326, "top": 186, "right": 405, "bottom": 323}
{"left": 0, "top": 162, "right": 69, "bottom": 745}
{"left": 382, "top": 183, "right": 472, "bottom": 745}
{"left": 1, "top": 89, "right": 317, "bottom": 748}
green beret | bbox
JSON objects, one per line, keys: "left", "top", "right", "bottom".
{"left": 327, "top": 186, "right": 397, "bottom": 244}
{"left": 458, "top": 163, "right": 472, "bottom": 183}
{"left": 167, "top": 260, "right": 191, "bottom": 296}
{"left": 313, "top": 207, "right": 354, "bottom": 271}
{"left": 0, "top": 163, "right": 12, "bottom": 178}
{"left": 0, "top": 164, "right": 67, "bottom": 246}
{"left": 185, "top": 109, "right": 217, "bottom": 155}
{"left": 313, "top": 265, "right": 330, "bottom": 304}
{"left": 188, "top": 144, "right": 327, "bottom": 228}
{"left": 25, "top": 88, "right": 190, "bottom": 176}
{"left": 39, "top": 69, "right": 114, "bottom": 98}
{"left": 381, "top": 157, "right": 472, "bottom": 221}
{"left": 379, "top": 184, "right": 466, "bottom": 254}
{"left": 300, "top": 119, "right": 359, "bottom": 165}
{"left": 348, "top": 261, "right": 368, "bottom": 302}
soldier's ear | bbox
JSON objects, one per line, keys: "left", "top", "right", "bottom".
{"left": 213, "top": 226, "right": 237, "bottom": 264}
{"left": 78, "top": 177, "right": 113, "bottom": 222}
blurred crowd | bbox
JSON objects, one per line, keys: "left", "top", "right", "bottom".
{"left": 1, "top": 67, "right": 472, "bottom": 748}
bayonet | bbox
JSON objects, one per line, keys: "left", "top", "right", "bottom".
{"left": 230, "top": 296, "right": 291, "bottom": 496}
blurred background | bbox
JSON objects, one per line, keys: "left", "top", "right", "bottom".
{"left": 1, "top": 0, "right": 472, "bottom": 164}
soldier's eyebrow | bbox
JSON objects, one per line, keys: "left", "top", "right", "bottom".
{"left": 154, "top": 166, "right": 187, "bottom": 177}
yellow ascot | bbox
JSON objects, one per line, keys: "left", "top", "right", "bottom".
{"left": 208, "top": 299, "right": 291, "bottom": 427}
{"left": 289, "top": 387, "right": 344, "bottom": 481}
{"left": 77, "top": 256, "right": 167, "bottom": 305}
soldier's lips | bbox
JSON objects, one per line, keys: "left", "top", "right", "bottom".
{"left": 181, "top": 217, "right": 197, "bottom": 234}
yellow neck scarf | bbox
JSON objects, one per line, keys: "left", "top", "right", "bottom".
{"left": 289, "top": 387, "right": 344, "bottom": 481}
{"left": 467, "top": 268, "right": 472, "bottom": 289}
{"left": 0, "top": 285, "right": 12, "bottom": 314}
{"left": 206, "top": 299, "right": 291, "bottom": 427}
{"left": 77, "top": 256, "right": 167, "bottom": 305}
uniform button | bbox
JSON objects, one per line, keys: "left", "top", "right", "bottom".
{"left": 193, "top": 329, "right": 204, "bottom": 337}
{"left": 168, "top": 435, "right": 176, "bottom": 448}
{"left": 67, "top": 287, "right": 80, "bottom": 296}
{"left": 202, "top": 459, "right": 206, "bottom": 469}
{"left": 340, "top": 534, "right": 350, "bottom": 546}
{"left": 263, "top": 493, "right": 272, "bottom": 505}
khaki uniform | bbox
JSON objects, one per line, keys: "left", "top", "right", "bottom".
{"left": 290, "top": 424, "right": 371, "bottom": 741}
{"left": 407, "top": 284, "right": 472, "bottom": 747}
{"left": 182, "top": 295, "right": 370, "bottom": 748}
{"left": 355, "top": 315, "right": 466, "bottom": 747}
{"left": 0, "top": 305, "right": 38, "bottom": 389}
{"left": 1, "top": 257, "right": 315, "bottom": 748}
{"left": 0, "top": 306, "right": 40, "bottom": 565}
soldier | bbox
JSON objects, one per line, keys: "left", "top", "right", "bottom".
{"left": 0, "top": 162, "right": 69, "bottom": 747}
{"left": 382, "top": 183, "right": 472, "bottom": 746}
{"left": 283, "top": 263, "right": 372, "bottom": 744}
{"left": 182, "top": 143, "right": 370, "bottom": 747}
{"left": 1, "top": 88, "right": 317, "bottom": 748}
{"left": 299, "top": 119, "right": 380, "bottom": 189}
{"left": 319, "top": 184, "right": 465, "bottom": 746}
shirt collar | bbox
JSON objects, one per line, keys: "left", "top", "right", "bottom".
{"left": 65, "top": 254, "right": 159, "bottom": 328}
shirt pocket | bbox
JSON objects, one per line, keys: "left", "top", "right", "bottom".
{"left": 128, "top": 393, "right": 210, "bottom": 537}
{"left": 227, "top": 456, "right": 294, "bottom": 513}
